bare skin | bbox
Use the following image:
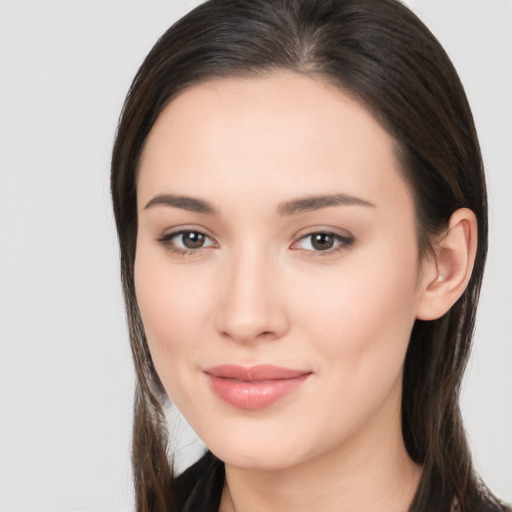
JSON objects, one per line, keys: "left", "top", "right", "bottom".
{"left": 135, "top": 72, "right": 477, "bottom": 512}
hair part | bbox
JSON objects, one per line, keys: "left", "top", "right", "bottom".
{"left": 111, "top": 1, "right": 494, "bottom": 510}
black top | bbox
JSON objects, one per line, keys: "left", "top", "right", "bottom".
{"left": 176, "top": 451, "right": 225, "bottom": 512}
{"left": 175, "top": 451, "right": 511, "bottom": 512}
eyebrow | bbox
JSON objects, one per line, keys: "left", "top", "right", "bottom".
{"left": 143, "top": 192, "right": 374, "bottom": 216}
{"left": 144, "top": 194, "right": 217, "bottom": 214}
{"left": 278, "top": 193, "right": 375, "bottom": 215}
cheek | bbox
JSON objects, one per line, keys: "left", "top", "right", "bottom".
{"left": 285, "top": 247, "right": 421, "bottom": 442}
{"left": 291, "top": 244, "right": 421, "bottom": 368}
{"left": 133, "top": 247, "right": 213, "bottom": 385}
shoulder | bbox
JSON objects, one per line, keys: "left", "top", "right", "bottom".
{"left": 175, "top": 451, "right": 225, "bottom": 512}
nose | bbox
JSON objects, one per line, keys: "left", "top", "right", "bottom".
{"left": 215, "top": 246, "right": 289, "bottom": 344}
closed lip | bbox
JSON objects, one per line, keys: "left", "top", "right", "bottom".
{"left": 203, "top": 364, "right": 312, "bottom": 381}
{"left": 203, "top": 364, "right": 312, "bottom": 410}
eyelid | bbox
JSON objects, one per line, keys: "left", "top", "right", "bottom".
{"left": 154, "top": 225, "right": 354, "bottom": 256}
{"left": 290, "top": 228, "right": 355, "bottom": 254}
{"left": 156, "top": 226, "right": 219, "bottom": 255}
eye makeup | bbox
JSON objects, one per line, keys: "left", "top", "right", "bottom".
{"left": 156, "top": 227, "right": 355, "bottom": 258}
{"left": 156, "top": 229, "right": 218, "bottom": 256}
{"left": 291, "top": 231, "right": 355, "bottom": 256}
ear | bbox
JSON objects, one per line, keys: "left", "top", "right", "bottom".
{"left": 415, "top": 208, "right": 478, "bottom": 321}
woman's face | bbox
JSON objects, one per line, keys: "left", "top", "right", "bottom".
{"left": 135, "top": 72, "right": 430, "bottom": 470}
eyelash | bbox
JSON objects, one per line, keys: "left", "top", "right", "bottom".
{"left": 156, "top": 230, "right": 355, "bottom": 256}
{"left": 291, "top": 231, "right": 355, "bottom": 256}
{"left": 156, "top": 230, "right": 218, "bottom": 256}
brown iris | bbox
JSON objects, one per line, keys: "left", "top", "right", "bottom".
{"left": 182, "top": 231, "right": 206, "bottom": 249}
{"left": 311, "top": 233, "right": 335, "bottom": 251}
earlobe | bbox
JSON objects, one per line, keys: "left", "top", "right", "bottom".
{"left": 416, "top": 208, "right": 478, "bottom": 321}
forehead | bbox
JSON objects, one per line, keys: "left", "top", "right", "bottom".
{"left": 137, "top": 71, "right": 412, "bottom": 213}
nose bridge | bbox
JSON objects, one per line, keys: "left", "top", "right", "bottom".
{"left": 216, "top": 241, "right": 287, "bottom": 343}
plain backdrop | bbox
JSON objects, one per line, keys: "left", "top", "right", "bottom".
{"left": 0, "top": 1, "right": 511, "bottom": 511}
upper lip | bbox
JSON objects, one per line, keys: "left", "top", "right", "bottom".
{"left": 204, "top": 364, "right": 311, "bottom": 381}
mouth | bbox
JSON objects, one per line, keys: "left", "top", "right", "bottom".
{"left": 203, "top": 364, "right": 312, "bottom": 410}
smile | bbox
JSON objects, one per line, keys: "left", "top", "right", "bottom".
{"left": 204, "top": 364, "right": 312, "bottom": 410}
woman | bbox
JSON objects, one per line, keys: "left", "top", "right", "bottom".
{"left": 111, "top": 0, "right": 509, "bottom": 511}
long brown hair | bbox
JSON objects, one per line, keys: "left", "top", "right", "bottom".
{"left": 111, "top": 1, "right": 500, "bottom": 510}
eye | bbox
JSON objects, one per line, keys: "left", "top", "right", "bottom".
{"left": 157, "top": 230, "right": 217, "bottom": 253}
{"left": 291, "top": 231, "right": 354, "bottom": 253}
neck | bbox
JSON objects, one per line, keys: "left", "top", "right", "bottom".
{"left": 220, "top": 385, "right": 422, "bottom": 512}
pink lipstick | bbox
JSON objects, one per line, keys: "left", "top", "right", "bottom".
{"left": 204, "top": 364, "right": 311, "bottom": 410}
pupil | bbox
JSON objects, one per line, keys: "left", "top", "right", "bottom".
{"left": 312, "top": 233, "right": 334, "bottom": 250}
{"left": 183, "top": 232, "right": 205, "bottom": 249}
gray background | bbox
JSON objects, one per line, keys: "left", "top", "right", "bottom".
{"left": 1, "top": 1, "right": 511, "bottom": 510}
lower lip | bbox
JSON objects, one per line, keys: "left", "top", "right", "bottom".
{"left": 206, "top": 374, "right": 310, "bottom": 410}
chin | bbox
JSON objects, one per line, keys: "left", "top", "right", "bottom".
{"left": 212, "top": 444, "right": 305, "bottom": 471}
{"left": 199, "top": 421, "right": 321, "bottom": 472}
